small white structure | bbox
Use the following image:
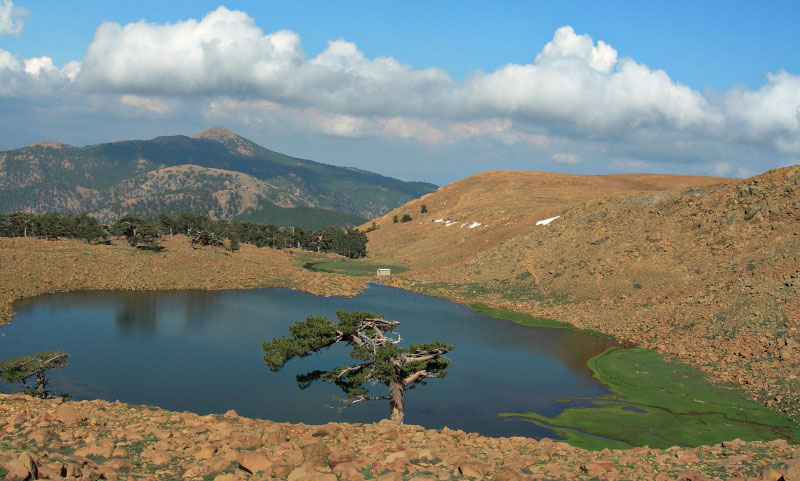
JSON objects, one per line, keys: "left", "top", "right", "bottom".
{"left": 376, "top": 268, "right": 392, "bottom": 277}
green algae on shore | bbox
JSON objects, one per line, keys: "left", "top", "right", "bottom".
{"left": 300, "top": 254, "right": 408, "bottom": 277}
{"left": 500, "top": 347, "right": 800, "bottom": 450}
{"left": 470, "top": 302, "right": 616, "bottom": 339}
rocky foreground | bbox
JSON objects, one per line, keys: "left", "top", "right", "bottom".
{"left": 1, "top": 394, "right": 798, "bottom": 481}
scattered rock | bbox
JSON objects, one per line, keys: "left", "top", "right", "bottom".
{"left": 236, "top": 450, "right": 271, "bottom": 474}
{"left": 55, "top": 404, "right": 85, "bottom": 424}
{"left": 3, "top": 452, "right": 38, "bottom": 481}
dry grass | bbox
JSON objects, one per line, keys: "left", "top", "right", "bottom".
{"left": 365, "top": 167, "right": 800, "bottom": 418}
{"left": 0, "top": 235, "right": 366, "bottom": 326}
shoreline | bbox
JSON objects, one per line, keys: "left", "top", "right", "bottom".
{"left": 1, "top": 393, "right": 797, "bottom": 481}
{"left": 3, "top": 244, "right": 797, "bottom": 452}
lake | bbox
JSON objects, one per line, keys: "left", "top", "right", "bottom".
{"left": 1, "top": 284, "right": 617, "bottom": 438}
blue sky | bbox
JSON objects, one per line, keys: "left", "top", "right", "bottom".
{"left": 1, "top": 1, "right": 798, "bottom": 184}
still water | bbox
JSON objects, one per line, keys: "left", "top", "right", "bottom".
{"left": 2, "top": 284, "right": 616, "bottom": 438}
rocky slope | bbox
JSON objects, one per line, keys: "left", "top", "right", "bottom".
{"left": 365, "top": 166, "right": 800, "bottom": 418}
{"left": 0, "top": 127, "right": 436, "bottom": 227}
{"left": 1, "top": 394, "right": 798, "bottom": 481}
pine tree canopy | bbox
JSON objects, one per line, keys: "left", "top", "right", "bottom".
{"left": 263, "top": 311, "right": 452, "bottom": 422}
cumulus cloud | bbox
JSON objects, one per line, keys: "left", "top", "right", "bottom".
{"left": 464, "top": 26, "right": 720, "bottom": 135}
{"left": 0, "top": 49, "right": 78, "bottom": 97}
{"left": 0, "top": 0, "right": 25, "bottom": 36}
{"left": 75, "top": 7, "right": 454, "bottom": 117}
{"left": 1, "top": 5, "right": 799, "bottom": 178}
{"left": 71, "top": 13, "right": 736, "bottom": 141}
{"left": 723, "top": 71, "right": 800, "bottom": 153}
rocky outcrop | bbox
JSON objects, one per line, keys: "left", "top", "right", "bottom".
{"left": 1, "top": 394, "right": 798, "bottom": 481}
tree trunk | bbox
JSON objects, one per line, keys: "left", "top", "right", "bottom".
{"left": 35, "top": 369, "right": 48, "bottom": 392}
{"left": 389, "top": 379, "right": 404, "bottom": 424}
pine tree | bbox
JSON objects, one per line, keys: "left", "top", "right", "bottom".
{"left": 0, "top": 351, "right": 70, "bottom": 398}
{"left": 263, "top": 311, "right": 452, "bottom": 424}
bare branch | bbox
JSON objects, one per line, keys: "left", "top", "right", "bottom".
{"left": 336, "top": 364, "right": 366, "bottom": 379}
{"left": 402, "top": 370, "right": 439, "bottom": 387}
{"left": 401, "top": 348, "right": 448, "bottom": 364}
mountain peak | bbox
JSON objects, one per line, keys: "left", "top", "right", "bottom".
{"left": 29, "top": 141, "right": 70, "bottom": 149}
{"left": 193, "top": 126, "right": 240, "bottom": 142}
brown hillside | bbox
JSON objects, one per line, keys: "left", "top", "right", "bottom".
{"left": 366, "top": 170, "right": 729, "bottom": 269}
{"left": 365, "top": 167, "right": 800, "bottom": 417}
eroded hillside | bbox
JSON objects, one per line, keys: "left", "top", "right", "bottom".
{"left": 366, "top": 167, "right": 800, "bottom": 417}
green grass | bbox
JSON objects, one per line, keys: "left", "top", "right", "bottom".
{"left": 500, "top": 347, "right": 800, "bottom": 450}
{"left": 300, "top": 255, "right": 408, "bottom": 277}
{"left": 470, "top": 303, "right": 616, "bottom": 339}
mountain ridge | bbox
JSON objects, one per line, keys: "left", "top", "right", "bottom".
{"left": 0, "top": 127, "right": 437, "bottom": 227}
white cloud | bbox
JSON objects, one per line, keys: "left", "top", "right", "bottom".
{"left": 0, "top": 47, "right": 20, "bottom": 70}
{"left": 0, "top": 6, "right": 798, "bottom": 179}
{"left": 24, "top": 56, "right": 57, "bottom": 76}
{"left": 308, "top": 111, "right": 370, "bottom": 138}
{"left": 534, "top": 25, "right": 618, "bottom": 73}
{"left": 75, "top": 7, "right": 454, "bottom": 117}
{"left": 0, "top": 0, "right": 25, "bottom": 37}
{"left": 0, "top": 49, "right": 78, "bottom": 98}
{"left": 69, "top": 10, "right": 799, "bottom": 157}
{"left": 723, "top": 71, "right": 800, "bottom": 153}
{"left": 119, "top": 95, "right": 171, "bottom": 114}
{"left": 464, "top": 26, "right": 720, "bottom": 135}
{"left": 552, "top": 153, "right": 582, "bottom": 164}
{"left": 379, "top": 117, "right": 445, "bottom": 144}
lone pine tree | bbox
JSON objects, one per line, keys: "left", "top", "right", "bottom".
{"left": 0, "top": 350, "right": 70, "bottom": 398}
{"left": 263, "top": 311, "right": 452, "bottom": 424}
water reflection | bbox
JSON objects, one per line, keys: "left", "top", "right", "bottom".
{"left": 115, "top": 294, "right": 157, "bottom": 335}
{"left": 3, "top": 285, "right": 617, "bottom": 438}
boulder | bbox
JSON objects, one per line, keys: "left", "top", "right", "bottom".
{"left": 3, "top": 452, "right": 38, "bottom": 481}
{"left": 55, "top": 404, "right": 85, "bottom": 425}
{"left": 302, "top": 441, "right": 331, "bottom": 466}
{"left": 328, "top": 450, "right": 355, "bottom": 468}
{"left": 760, "top": 466, "right": 786, "bottom": 481}
{"left": 27, "top": 427, "right": 52, "bottom": 445}
{"left": 271, "top": 463, "right": 295, "bottom": 477}
{"left": 458, "top": 460, "right": 491, "bottom": 477}
{"left": 236, "top": 450, "right": 271, "bottom": 474}
{"left": 10, "top": 414, "right": 26, "bottom": 426}
{"left": 228, "top": 431, "right": 261, "bottom": 449}
{"left": 142, "top": 448, "right": 172, "bottom": 466}
{"left": 785, "top": 459, "right": 800, "bottom": 481}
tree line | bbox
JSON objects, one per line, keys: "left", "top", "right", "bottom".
{"left": 0, "top": 211, "right": 368, "bottom": 258}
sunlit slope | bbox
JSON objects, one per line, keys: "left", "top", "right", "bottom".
{"left": 364, "top": 166, "right": 800, "bottom": 416}
{"left": 365, "top": 170, "right": 728, "bottom": 273}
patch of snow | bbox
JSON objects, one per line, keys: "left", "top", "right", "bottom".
{"left": 460, "top": 222, "right": 469, "bottom": 228}
{"left": 445, "top": 221, "right": 458, "bottom": 227}
{"left": 536, "top": 215, "right": 561, "bottom": 226}
{"left": 434, "top": 218, "right": 444, "bottom": 223}
{"left": 468, "top": 221, "right": 482, "bottom": 229}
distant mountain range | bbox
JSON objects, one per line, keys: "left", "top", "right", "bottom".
{"left": 0, "top": 127, "right": 437, "bottom": 229}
